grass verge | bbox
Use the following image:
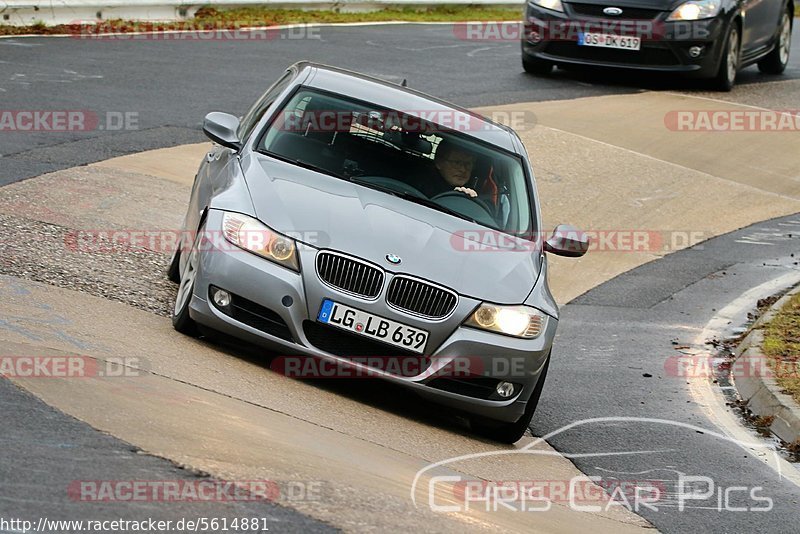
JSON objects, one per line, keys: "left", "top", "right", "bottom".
{"left": 0, "top": 5, "right": 523, "bottom": 36}
{"left": 762, "top": 290, "right": 800, "bottom": 405}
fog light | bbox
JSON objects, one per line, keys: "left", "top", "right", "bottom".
{"left": 688, "top": 46, "right": 704, "bottom": 58}
{"left": 212, "top": 287, "right": 231, "bottom": 308}
{"left": 529, "top": 30, "right": 542, "bottom": 43}
{"left": 496, "top": 381, "right": 515, "bottom": 398}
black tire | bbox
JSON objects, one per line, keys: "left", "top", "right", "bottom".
{"left": 166, "top": 247, "right": 181, "bottom": 284}
{"left": 758, "top": 10, "right": 792, "bottom": 75}
{"left": 522, "top": 55, "right": 554, "bottom": 76}
{"left": 172, "top": 230, "right": 201, "bottom": 336}
{"left": 711, "top": 24, "right": 740, "bottom": 92}
{"left": 471, "top": 355, "right": 550, "bottom": 444}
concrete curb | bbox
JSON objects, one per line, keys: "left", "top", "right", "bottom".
{"left": 0, "top": 1, "right": 521, "bottom": 27}
{"left": 733, "top": 284, "right": 800, "bottom": 445}
{"left": 0, "top": 19, "right": 512, "bottom": 39}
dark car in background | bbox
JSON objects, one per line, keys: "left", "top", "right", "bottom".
{"left": 521, "top": 0, "right": 793, "bottom": 90}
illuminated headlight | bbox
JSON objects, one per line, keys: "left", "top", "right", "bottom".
{"left": 221, "top": 212, "right": 299, "bottom": 271}
{"left": 464, "top": 303, "right": 546, "bottom": 339}
{"left": 667, "top": 0, "right": 721, "bottom": 21}
{"left": 530, "top": 0, "right": 564, "bottom": 13}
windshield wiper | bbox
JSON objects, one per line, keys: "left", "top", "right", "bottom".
{"left": 400, "top": 193, "right": 481, "bottom": 226}
{"left": 292, "top": 158, "right": 344, "bottom": 179}
{"left": 261, "top": 150, "right": 344, "bottom": 180}
{"left": 349, "top": 178, "right": 480, "bottom": 226}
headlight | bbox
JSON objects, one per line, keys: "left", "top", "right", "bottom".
{"left": 221, "top": 212, "right": 299, "bottom": 271}
{"left": 464, "top": 303, "right": 546, "bottom": 339}
{"left": 667, "top": 0, "right": 721, "bottom": 21}
{"left": 530, "top": 0, "right": 564, "bottom": 13}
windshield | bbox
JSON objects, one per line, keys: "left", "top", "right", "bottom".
{"left": 258, "top": 88, "right": 534, "bottom": 236}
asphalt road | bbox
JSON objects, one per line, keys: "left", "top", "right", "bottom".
{"left": 537, "top": 213, "right": 800, "bottom": 532}
{"left": 1, "top": 22, "right": 800, "bottom": 533}
{"left": 0, "top": 377, "right": 336, "bottom": 533}
{"left": 1, "top": 22, "right": 798, "bottom": 185}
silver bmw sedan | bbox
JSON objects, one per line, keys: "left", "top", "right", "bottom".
{"left": 168, "top": 61, "right": 588, "bottom": 443}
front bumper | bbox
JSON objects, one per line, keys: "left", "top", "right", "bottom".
{"left": 187, "top": 210, "right": 555, "bottom": 423}
{"left": 522, "top": 2, "right": 729, "bottom": 76}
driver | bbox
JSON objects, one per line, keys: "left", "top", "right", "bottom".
{"left": 420, "top": 138, "right": 478, "bottom": 198}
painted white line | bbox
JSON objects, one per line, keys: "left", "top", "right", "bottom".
{"left": 687, "top": 270, "right": 800, "bottom": 487}
{"left": 396, "top": 43, "right": 465, "bottom": 51}
{"left": 0, "top": 40, "right": 42, "bottom": 47}
{"left": 466, "top": 45, "right": 494, "bottom": 56}
{"left": 734, "top": 240, "right": 776, "bottom": 245}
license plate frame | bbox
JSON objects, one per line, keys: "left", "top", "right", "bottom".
{"left": 317, "top": 299, "right": 429, "bottom": 354}
{"left": 578, "top": 32, "right": 642, "bottom": 51}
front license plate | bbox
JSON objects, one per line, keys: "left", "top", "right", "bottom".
{"left": 578, "top": 32, "right": 641, "bottom": 51}
{"left": 317, "top": 299, "right": 429, "bottom": 354}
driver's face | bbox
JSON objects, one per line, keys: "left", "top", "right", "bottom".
{"left": 436, "top": 149, "right": 476, "bottom": 187}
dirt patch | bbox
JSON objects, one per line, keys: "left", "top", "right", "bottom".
{"left": 0, "top": 214, "right": 176, "bottom": 317}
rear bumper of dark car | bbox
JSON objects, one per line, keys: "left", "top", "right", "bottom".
{"left": 522, "top": 2, "right": 731, "bottom": 77}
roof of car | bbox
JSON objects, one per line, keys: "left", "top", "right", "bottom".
{"left": 291, "top": 61, "right": 520, "bottom": 154}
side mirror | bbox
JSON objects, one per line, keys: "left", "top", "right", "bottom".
{"left": 544, "top": 224, "right": 590, "bottom": 257}
{"left": 202, "top": 112, "right": 242, "bottom": 151}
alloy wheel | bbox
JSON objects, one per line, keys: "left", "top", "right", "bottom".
{"left": 779, "top": 15, "right": 791, "bottom": 65}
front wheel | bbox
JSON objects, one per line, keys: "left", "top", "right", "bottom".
{"left": 172, "top": 230, "right": 202, "bottom": 336}
{"left": 758, "top": 11, "right": 792, "bottom": 75}
{"left": 522, "top": 55, "right": 554, "bottom": 76}
{"left": 471, "top": 356, "right": 550, "bottom": 444}
{"left": 711, "top": 24, "right": 740, "bottom": 92}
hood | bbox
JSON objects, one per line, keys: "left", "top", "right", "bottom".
{"left": 241, "top": 154, "right": 540, "bottom": 304}
{"left": 565, "top": 0, "right": 682, "bottom": 11}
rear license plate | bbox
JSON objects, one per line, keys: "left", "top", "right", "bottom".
{"left": 578, "top": 32, "right": 641, "bottom": 51}
{"left": 317, "top": 299, "right": 429, "bottom": 354}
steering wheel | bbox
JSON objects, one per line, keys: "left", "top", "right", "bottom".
{"left": 429, "top": 190, "right": 497, "bottom": 226}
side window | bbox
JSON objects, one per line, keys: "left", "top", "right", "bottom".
{"left": 236, "top": 70, "right": 294, "bottom": 142}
